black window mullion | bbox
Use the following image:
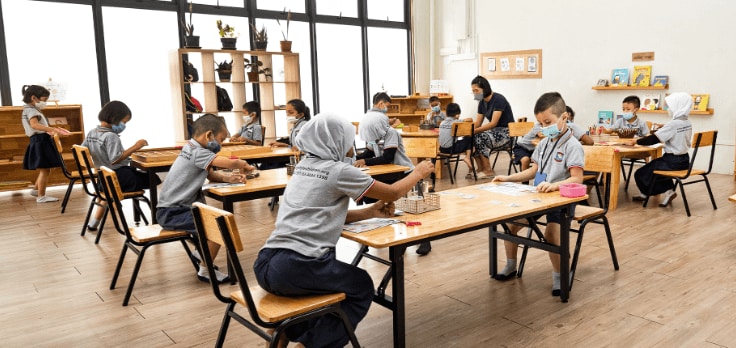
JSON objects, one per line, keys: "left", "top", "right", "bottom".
{"left": 359, "top": 0, "right": 370, "bottom": 112}
{"left": 0, "top": 1, "right": 10, "bottom": 106}
{"left": 92, "top": 0, "right": 110, "bottom": 106}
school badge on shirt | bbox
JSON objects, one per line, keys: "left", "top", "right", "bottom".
{"left": 554, "top": 151, "right": 564, "bottom": 162}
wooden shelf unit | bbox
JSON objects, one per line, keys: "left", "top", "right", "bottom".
{"left": 639, "top": 108, "right": 714, "bottom": 115}
{"left": 591, "top": 85, "right": 668, "bottom": 90}
{"left": 171, "top": 48, "right": 301, "bottom": 142}
{"left": 386, "top": 95, "right": 454, "bottom": 126}
{"left": 0, "top": 104, "right": 84, "bottom": 190}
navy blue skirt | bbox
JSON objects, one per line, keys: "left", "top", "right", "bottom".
{"left": 23, "top": 133, "right": 63, "bottom": 170}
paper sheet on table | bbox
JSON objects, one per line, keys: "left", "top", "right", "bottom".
{"left": 343, "top": 218, "right": 401, "bottom": 233}
{"left": 476, "top": 182, "right": 536, "bottom": 196}
{"left": 202, "top": 182, "right": 245, "bottom": 190}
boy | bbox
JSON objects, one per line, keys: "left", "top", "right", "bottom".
{"left": 425, "top": 96, "right": 446, "bottom": 127}
{"left": 604, "top": 95, "right": 650, "bottom": 137}
{"left": 368, "top": 92, "right": 401, "bottom": 127}
{"left": 491, "top": 92, "right": 584, "bottom": 296}
{"left": 156, "top": 114, "right": 256, "bottom": 283}
{"left": 438, "top": 103, "right": 473, "bottom": 175}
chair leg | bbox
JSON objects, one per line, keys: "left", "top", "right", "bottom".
{"left": 180, "top": 240, "right": 199, "bottom": 271}
{"left": 110, "top": 243, "right": 130, "bottom": 290}
{"left": 60, "top": 178, "right": 77, "bottom": 214}
{"left": 215, "top": 304, "right": 236, "bottom": 348}
{"left": 602, "top": 216, "right": 619, "bottom": 271}
{"left": 336, "top": 307, "right": 361, "bottom": 348}
{"left": 703, "top": 175, "right": 718, "bottom": 211}
{"left": 94, "top": 206, "right": 110, "bottom": 244}
{"left": 623, "top": 160, "right": 636, "bottom": 192}
{"left": 676, "top": 179, "right": 691, "bottom": 217}
{"left": 568, "top": 226, "right": 586, "bottom": 292}
{"left": 122, "top": 245, "right": 148, "bottom": 306}
{"left": 445, "top": 157, "right": 455, "bottom": 184}
{"left": 81, "top": 198, "right": 96, "bottom": 236}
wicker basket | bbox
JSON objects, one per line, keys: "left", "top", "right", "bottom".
{"left": 615, "top": 128, "right": 637, "bottom": 138}
{"left": 395, "top": 193, "right": 440, "bottom": 214}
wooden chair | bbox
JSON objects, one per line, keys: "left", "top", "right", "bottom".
{"left": 643, "top": 130, "right": 718, "bottom": 217}
{"left": 436, "top": 121, "right": 476, "bottom": 184}
{"left": 507, "top": 121, "right": 535, "bottom": 174}
{"left": 191, "top": 202, "right": 361, "bottom": 348}
{"left": 99, "top": 166, "right": 198, "bottom": 306}
{"left": 52, "top": 134, "right": 89, "bottom": 213}
{"left": 518, "top": 146, "right": 619, "bottom": 290}
{"left": 72, "top": 145, "right": 150, "bottom": 244}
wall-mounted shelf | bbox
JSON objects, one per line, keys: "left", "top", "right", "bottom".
{"left": 639, "top": 108, "right": 714, "bottom": 115}
{"left": 591, "top": 85, "right": 668, "bottom": 90}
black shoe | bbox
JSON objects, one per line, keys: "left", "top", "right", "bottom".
{"left": 632, "top": 194, "right": 648, "bottom": 202}
{"left": 551, "top": 288, "right": 561, "bottom": 297}
{"left": 493, "top": 270, "right": 517, "bottom": 281}
{"left": 416, "top": 242, "right": 432, "bottom": 255}
{"left": 87, "top": 225, "right": 97, "bottom": 231}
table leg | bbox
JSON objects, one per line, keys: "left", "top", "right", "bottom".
{"left": 148, "top": 171, "right": 159, "bottom": 224}
{"left": 389, "top": 246, "right": 406, "bottom": 348}
{"left": 489, "top": 225, "right": 498, "bottom": 278}
{"left": 560, "top": 204, "right": 571, "bottom": 303}
{"left": 609, "top": 153, "right": 622, "bottom": 210}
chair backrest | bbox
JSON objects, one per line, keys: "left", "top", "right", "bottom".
{"left": 517, "top": 117, "right": 528, "bottom": 122}
{"left": 72, "top": 144, "right": 100, "bottom": 197}
{"left": 403, "top": 136, "right": 438, "bottom": 158}
{"left": 452, "top": 121, "right": 474, "bottom": 138}
{"left": 191, "top": 202, "right": 269, "bottom": 326}
{"left": 583, "top": 146, "right": 616, "bottom": 209}
{"left": 685, "top": 130, "right": 718, "bottom": 176}
{"left": 98, "top": 166, "right": 132, "bottom": 238}
{"left": 260, "top": 126, "right": 267, "bottom": 146}
{"left": 52, "top": 134, "right": 74, "bottom": 178}
{"left": 508, "top": 121, "right": 536, "bottom": 137}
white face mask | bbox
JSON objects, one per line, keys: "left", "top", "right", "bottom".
{"left": 287, "top": 116, "right": 298, "bottom": 124}
{"left": 242, "top": 116, "right": 252, "bottom": 124}
{"left": 35, "top": 101, "right": 47, "bottom": 110}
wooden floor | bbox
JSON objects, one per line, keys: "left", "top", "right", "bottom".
{"left": 3, "top": 158, "right": 736, "bottom": 347}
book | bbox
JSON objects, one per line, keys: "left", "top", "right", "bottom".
{"left": 640, "top": 93, "right": 661, "bottom": 110}
{"left": 611, "top": 68, "right": 629, "bottom": 87}
{"left": 691, "top": 94, "right": 710, "bottom": 111}
{"left": 598, "top": 110, "right": 614, "bottom": 126}
{"left": 652, "top": 75, "right": 669, "bottom": 87}
{"left": 632, "top": 65, "right": 652, "bottom": 87}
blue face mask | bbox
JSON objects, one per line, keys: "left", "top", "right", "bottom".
{"left": 206, "top": 139, "right": 221, "bottom": 153}
{"left": 111, "top": 122, "right": 126, "bottom": 134}
{"left": 622, "top": 112, "right": 634, "bottom": 121}
{"left": 541, "top": 124, "right": 561, "bottom": 138}
{"left": 431, "top": 106, "right": 441, "bottom": 113}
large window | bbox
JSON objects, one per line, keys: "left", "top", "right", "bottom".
{"left": 257, "top": 0, "right": 306, "bottom": 13}
{"left": 316, "top": 23, "right": 364, "bottom": 122}
{"left": 367, "top": 0, "right": 404, "bottom": 21}
{"left": 316, "top": 0, "right": 358, "bottom": 17}
{"left": 367, "top": 27, "right": 409, "bottom": 97}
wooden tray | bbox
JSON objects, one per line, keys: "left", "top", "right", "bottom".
{"left": 131, "top": 150, "right": 180, "bottom": 163}
{"left": 217, "top": 145, "right": 271, "bottom": 157}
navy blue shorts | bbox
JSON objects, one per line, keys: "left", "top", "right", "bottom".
{"left": 156, "top": 206, "right": 196, "bottom": 234}
{"left": 512, "top": 144, "right": 533, "bottom": 165}
{"left": 439, "top": 137, "right": 472, "bottom": 154}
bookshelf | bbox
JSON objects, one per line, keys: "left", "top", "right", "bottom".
{"left": 386, "top": 95, "right": 454, "bottom": 126}
{"left": 592, "top": 84, "right": 715, "bottom": 115}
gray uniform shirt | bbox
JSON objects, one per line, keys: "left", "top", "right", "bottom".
{"left": 368, "top": 128, "right": 414, "bottom": 172}
{"left": 426, "top": 111, "right": 446, "bottom": 127}
{"left": 655, "top": 118, "right": 692, "bottom": 155}
{"left": 438, "top": 117, "right": 464, "bottom": 148}
{"left": 531, "top": 130, "right": 585, "bottom": 184}
{"left": 82, "top": 126, "right": 127, "bottom": 169}
{"left": 611, "top": 117, "right": 650, "bottom": 137}
{"left": 157, "top": 140, "right": 216, "bottom": 208}
{"left": 262, "top": 157, "right": 375, "bottom": 258}
{"left": 238, "top": 123, "right": 263, "bottom": 142}
{"left": 21, "top": 105, "right": 47, "bottom": 137}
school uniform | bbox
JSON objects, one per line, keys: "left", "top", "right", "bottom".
{"left": 438, "top": 117, "right": 472, "bottom": 154}
{"left": 426, "top": 111, "right": 446, "bottom": 127}
{"left": 21, "top": 104, "right": 62, "bottom": 170}
{"left": 513, "top": 123, "right": 541, "bottom": 164}
{"left": 236, "top": 123, "right": 263, "bottom": 143}
{"left": 611, "top": 117, "right": 650, "bottom": 137}
{"left": 633, "top": 118, "right": 692, "bottom": 195}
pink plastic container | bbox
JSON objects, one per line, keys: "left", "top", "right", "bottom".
{"left": 559, "top": 183, "right": 587, "bottom": 198}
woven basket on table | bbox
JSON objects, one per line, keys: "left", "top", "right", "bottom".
{"left": 615, "top": 128, "right": 637, "bottom": 138}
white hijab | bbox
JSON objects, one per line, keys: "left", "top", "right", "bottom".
{"left": 665, "top": 92, "right": 692, "bottom": 119}
{"left": 294, "top": 112, "right": 355, "bottom": 162}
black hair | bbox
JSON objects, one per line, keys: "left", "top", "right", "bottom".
{"left": 429, "top": 96, "right": 440, "bottom": 103}
{"left": 98, "top": 100, "right": 132, "bottom": 124}
{"left": 470, "top": 75, "right": 492, "bottom": 97}
{"left": 534, "top": 92, "right": 567, "bottom": 117}
{"left": 446, "top": 103, "right": 461, "bottom": 117}
{"left": 565, "top": 105, "right": 575, "bottom": 121}
{"left": 21, "top": 85, "right": 50, "bottom": 104}
{"left": 192, "top": 113, "right": 228, "bottom": 137}
{"left": 287, "top": 99, "right": 311, "bottom": 121}
{"left": 243, "top": 101, "right": 262, "bottom": 123}
{"left": 372, "top": 92, "right": 391, "bottom": 105}
{"left": 623, "top": 95, "right": 641, "bottom": 109}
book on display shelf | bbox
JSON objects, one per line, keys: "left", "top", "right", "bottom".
{"left": 610, "top": 68, "right": 629, "bottom": 87}
{"left": 632, "top": 65, "right": 652, "bottom": 87}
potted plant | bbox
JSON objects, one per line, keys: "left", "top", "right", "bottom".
{"left": 276, "top": 8, "right": 292, "bottom": 52}
{"left": 215, "top": 60, "right": 233, "bottom": 82}
{"left": 181, "top": 2, "right": 199, "bottom": 48}
{"left": 250, "top": 23, "right": 268, "bottom": 51}
{"left": 217, "top": 19, "right": 237, "bottom": 49}
{"left": 244, "top": 58, "right": 271, "bottom": 82}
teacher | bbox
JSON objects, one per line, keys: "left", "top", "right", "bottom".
{"left": 470, "top": 75, "right": 514, "bottom": 179}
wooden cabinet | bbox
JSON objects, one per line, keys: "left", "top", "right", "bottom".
{"left": 0, "top": 104, "right": 84, "bottom": 190}
{"left": 386, "top": 95, "right": 454, "bottom": 126}
{"left": 171, "top": 48, "right": 301, "bottom": 143}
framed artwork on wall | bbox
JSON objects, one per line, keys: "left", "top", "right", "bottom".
{"left": 480, "top": 49, "right": 542, "bottom": 79}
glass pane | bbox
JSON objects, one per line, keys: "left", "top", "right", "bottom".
{"left": 191, "top": 0, "right": 244, "bottom": 6}
{"left": 316, "top": 0, "right": 357, "bottom": 17}
{"left": 256, "top": 0, "right": 305, "bottom": 13}
{"left": 367, "top": 0, "right": 404, "bottom": 21}
{"left": 195, "top": 14, "right": 251, "bottom": 50}
{"left": 3, "top": 1, "right": 100, "bottom": 131}
{"left": 316, "top": 23, "right": 363, "bottom": 122}
{"left": 367, "top": 27, "right": 409, "bottom": 97}
{"left": 103, "top": 7, "right": 180, "bottom": 148}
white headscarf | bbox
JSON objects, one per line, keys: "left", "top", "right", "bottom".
{"left": 294, "top": 112, "right": 355, "bottom": 162}
{"left": 359, "top": 111, "right": 390, "bottom": 143}
{"left": 665, "top": 92, "right": 692, "bottom": 119}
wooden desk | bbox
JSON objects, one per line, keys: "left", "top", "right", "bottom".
{"left": 341, "top": 183, "right": 586, "bottom": 347}
{"left": 729, "top": 194, "right": 736, "bottom": 203}
{"left": 204, "top": 164, "right": 410, "bottom": 212}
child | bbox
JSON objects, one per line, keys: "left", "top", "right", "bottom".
{"left": 425, "top": 96, "right": 446, "bottom": 127}
{"left": 438, "top": 103, "right": 473, "bottom": 176}
{"left": 604, "top": 95, "right": 650, "bottom": 137}
{"left": 624, "top": 92, "right": 693, "bottom": 207}
{"left": 20, "top": 85, "right": 67, "bottom": 203}
{"left": 230, "top": 101, "right": 263, "bottom": 146}
{"left": 491, "top": 92, "right": 584, "bottom": 296}
{"left": 269, "top": 99, "right": 311, "bottom": 150}
{"left": 368, "top": 92, "right": 401, "bottom": 127}
{"left": 82, "top": 100, "right": 160, "bottom": 231}
{"left": 253, "top": 112, "right": 434, "bottom": 347}
{"left": 156, "top": 114, "right": 256, "bottom": 283}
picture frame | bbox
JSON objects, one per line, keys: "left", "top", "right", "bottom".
{"left": 480, "top": 49, "right": 542, "bottom": 79}
{"left": 487, "top": 58, "right": 496, "bottom": 72}
{"left": 596, "top": 79, "right": 609, "bottom": 87}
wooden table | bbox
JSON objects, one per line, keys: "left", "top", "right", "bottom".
{"left": 729, "top": 194, "right": 736, "bottom": 203}
{"left": 341, "top": 183, "right": 586, "bottom": 347}
{"left": 204, "top": 164, "right": 410, "bottom": 212}
{"left": 131, "top": 146, "right": 299, "bottom": 223}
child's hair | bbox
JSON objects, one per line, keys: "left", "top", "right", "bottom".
{"left": 287, "top": 99, "right": 312, "bottom": 121}
{"left": 470, "top": 75, "right": 492, "bottom": 97}
{"left": 534, "top": 92, "right": 567, "bottom": 116}
{"left": 372, "top": 92, "right": 391, "bottom": 105}
{"left": 623, "top": 95, "right": 641, "bottom": 109}
{"left": 446, "top": 103, "right": 461, "bottom": 117}
{"left": 192, "top": 113, "right": 227, "bottom": 137}
{"left": 98, "top": 100, "right": 131, "bottom": 124}
{"left": 243, "top": 101, "right": 261, "bottom": 123}
{"left": 21, "top": 85, "right": 50, "bottom": 103}
{"left": 429, "top": 96, "right": 440, "bottom": 103}
{"left": 565, "top": 105, "right": 575, "bottom": 121}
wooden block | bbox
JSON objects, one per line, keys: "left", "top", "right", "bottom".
{"left": 131, "top": 150, "right": 180, "bottom": 163}
{"left": 0, "top": 180, "right": 32, "bottom": 190}
{"left": 217, "top": 145, "right": 271, "bottom": 157}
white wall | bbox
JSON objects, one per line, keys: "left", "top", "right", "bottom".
{"left": 414, "top": 0, "right": 735, "bottom": 174}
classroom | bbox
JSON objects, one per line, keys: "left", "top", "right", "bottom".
{"left": 1, "top": 0, "right": 736, "bottom": 347}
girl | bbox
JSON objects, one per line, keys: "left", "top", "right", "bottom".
{"left": 269, "top": 99, "right": 311, "bottom": 151}
{"left": 21, "top": 85, "right": 67, "bottom": 203}
{"left": 230, "top": 101, "right": 263, "bottom": 145}
{"left": 253, "top": 112, "right": 434, "bottom": 347}
{"left": 82, "top": 100, "right": 160, "bottom": 230}
{"left": 469, "top": 75, "right": 515, "bottom": 179}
